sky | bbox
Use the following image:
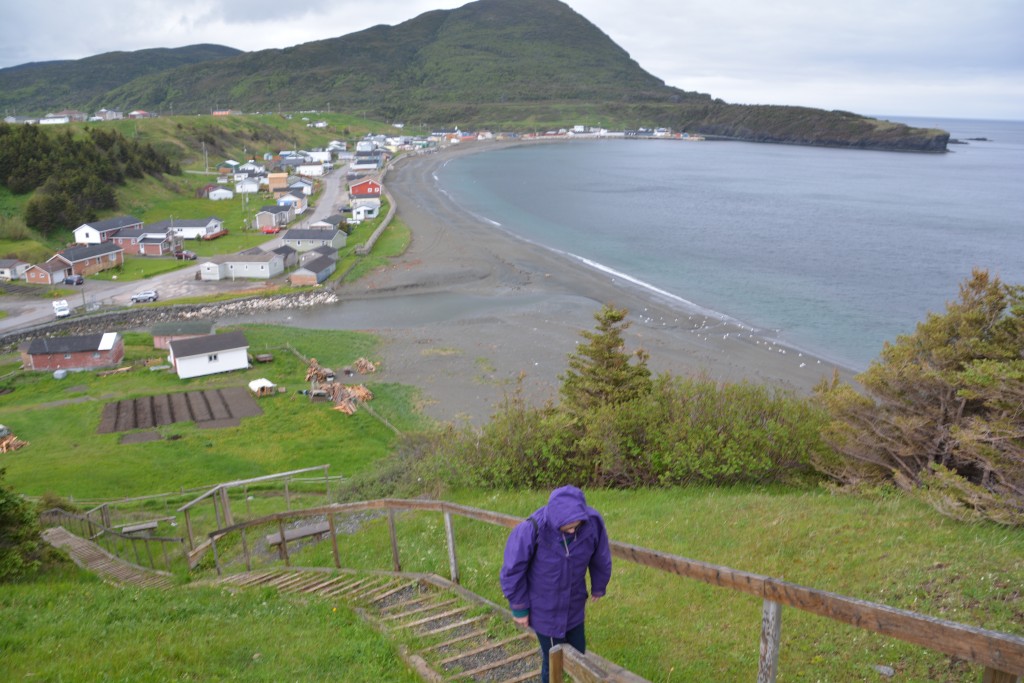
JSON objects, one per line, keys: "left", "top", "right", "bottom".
{"left": 2, "top": 0, "right": 1022, "bottom": 121}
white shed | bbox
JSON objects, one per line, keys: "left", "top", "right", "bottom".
{"left": 168, "top": 331, "right": 249, "bottom": 379}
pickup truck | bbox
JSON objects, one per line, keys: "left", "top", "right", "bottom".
{"left": 52, "top": 300, "right": 70, "bottom": 318}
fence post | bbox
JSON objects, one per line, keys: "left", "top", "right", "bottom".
{"left": 324, "top": 466, "right": 330, "bottom": 502}
{"left": 758, "top": 599, "right": 782, "bottom": 683}
{"left": 219, "top": 486, "right": 234, "bottom": 527}
{"left": 184, "top": 509, "right": 195, "bottom": 551}
{"left": 388, "top": 509, "right": 401, "bottom": 572}
{"left": 212, "top": 535, "right": 222, "bottom": 576}
{"left": 162, "top": 541, "right": 170, "bottom": 572}
{"left": 443, "top": 509, "right": 460, "bottom": 585}
{"left": 144, "top": 538, "right": 156, "bottom": 569}
{"left": 131, "top": 537, "right": 141, "bottom": 565}
{"left": 284, "top": 479, "right": 291, "bottom": 510}
{"left": 549, "top": 644, "right": 565, "bottom": 683}
{"left": 328, "top": 513, "right": 340, "bottom": 568}
{"left": 278, "top": 519, "right": 290, "bottom": 566}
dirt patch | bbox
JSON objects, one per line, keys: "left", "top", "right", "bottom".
{"left": 119, "top": 430, "right": 162, "bottom": 444}
{"left": 98, "top": 387, "right": 262, "bottom": 434}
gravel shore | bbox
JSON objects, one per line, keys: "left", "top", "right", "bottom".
{"left": 338, "top": 142, "right": 857, "bottom": 426}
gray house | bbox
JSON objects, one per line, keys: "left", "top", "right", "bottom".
{"left": 282, "top": 228, "right": 346, "bottom": 252}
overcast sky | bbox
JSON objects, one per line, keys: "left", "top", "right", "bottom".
{"left": 2, "top": 0, "right": 1021, "bottom": 120}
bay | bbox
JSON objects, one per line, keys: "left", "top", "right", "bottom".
{"left": 435, "top": 117, "right": 1024, "bottom": 370}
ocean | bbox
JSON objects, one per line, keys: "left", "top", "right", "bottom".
{"left": 435, "top": 117, "right": 1024, "bottom": 370}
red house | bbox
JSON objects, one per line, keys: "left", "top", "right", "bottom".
{"left": 349, "top": 179, "right": 382, "bottom": 199}
{"left": 22, "top": 333, "right": 125, "bottom": 371}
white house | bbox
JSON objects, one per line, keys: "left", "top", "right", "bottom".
{"left": 235, "top": 178, "right": 261, "bottom": 194}
{"left": 199, "top": 252, "right": 285, "bottom": 281}
{"left": 306, "top": 150, "right": 332, "bottom": 163}
{"left": 168, "top": 331, "right": 249, "bottom": 380}
{"left": 208, "top": 186, "right": 235, "bottom": 201}
{"left": 0, "top": 259, "right": 30, "bottom": 281}
{"left": 73, "top": 215, "right": 144, "bottom": 244}
{"left": 296, "top": 163, "right": 325, "bottom": 177}
{"left": 149, "top": 217, "right": 224, "bottom": 241}
{"left": 352, "top": 204, "right": 379, "bottom": 221}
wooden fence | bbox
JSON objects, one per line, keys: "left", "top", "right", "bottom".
{"left": 204, "top": 498, "right": 1024, "bottom": 683}
{"left": 40, "top": 508, "right": 187, "bottom": 573}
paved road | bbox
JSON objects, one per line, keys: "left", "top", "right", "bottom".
{"left": 0, "top": 167, "right": 348, "bottom": 337}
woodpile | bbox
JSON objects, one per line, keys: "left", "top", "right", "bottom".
{"left": 330, "top": 384, "right": 374, "bottom": 415}
{"left": 0, "top": 433, "right": 28, "bottom": 453}
{"left": 305, "top": 358, "right": 335, "bottom": 384}
{"left": 96, "top": 366, "right": 132, "bottom": 378}
{"left": 353, "top": 357, "right": 377, "bottom": 374}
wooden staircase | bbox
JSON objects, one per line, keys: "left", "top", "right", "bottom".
{"left": 212, "top": 569, "right": 542, "bottom": 682}
{"left": 41, "top": 526, "right": 175, "bottom": 589}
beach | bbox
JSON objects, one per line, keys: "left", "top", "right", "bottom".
{"left": 334, "top": 141, "right": 857, "bottom": 425}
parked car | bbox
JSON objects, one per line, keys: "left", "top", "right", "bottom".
{"left": 130, "top": 290, "right": 159, "bottom": 303}
{"left": 260, "top": 226, "right": 281, "bottom": 234}
{"left": 63, "top": 274, "right": 84, "bottom": 285}
{"left": 174, "top": 250, "right": 197, "bottom": 260}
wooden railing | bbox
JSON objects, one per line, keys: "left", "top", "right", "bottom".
{"left": 40, "top": 508, "right": 187, "bottom": 573}
{"left": 205, "top": 498, "right": 1024, "bottom": 683}
{"left": 549, "top": 644, "right": 650, "bottom": 683}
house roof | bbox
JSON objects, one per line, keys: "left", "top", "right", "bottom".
{"left": 27, "top": 333, "right": 119, "bottom": 355}
{"left": 151, "top": 321, "right": 214, "bottom": 336}
{"left": 169, "top": 330, "right": 248, "bottom": 358}
{"left": 0, "top": 258, "right": 28, "bottom": 268}
{"left": 313, "top": 214, "right": 345, "bottom": 228}
{"left": 79, "top": 215, "right": 142, "bottom": 233}
{"left": 285, "top": 228, "right": 341, "bottom": 241}
{"left": 52, "top": 243, "right": 123, "bottom": 263}
{"left": 295, "top": 255, "right": 335, "bottom": 274}
{"left": 272, "top": 245, "right": 297, "bottom": 257}
{"left": 258, "top": 205, "right": 290, "bottom": 214}
{"left": 148, "top": 217, "right": 221, "bottom": 230}
{"left": 114, "top": 227, "right": 171, "bottom": 239}
{"left": 309, "top": 245, "right": 338, "bottom": 257}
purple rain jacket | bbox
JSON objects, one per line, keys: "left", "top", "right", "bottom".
{"left": 499, "top": 486, "right": 613, "bottom": 638}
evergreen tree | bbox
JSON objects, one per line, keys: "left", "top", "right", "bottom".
{"left": 816, "top": 269, "right": 1024, "bottom": 525}
{"left": 559, "top": 305, "right": 652, "bottom": 414}
{"left": 0, "top": 468, "right": 41, "bottom": 581}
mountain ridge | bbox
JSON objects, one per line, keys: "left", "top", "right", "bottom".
{"left": 0, "top": 0, "right": 948, "bottom": 151}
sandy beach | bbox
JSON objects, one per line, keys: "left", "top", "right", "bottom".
{"left": 337, "top": 142, "right": 858, "bottom": 425}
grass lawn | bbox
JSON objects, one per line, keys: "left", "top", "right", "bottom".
{"left": 0, "top": 565, "right": 422, "bottom": 683}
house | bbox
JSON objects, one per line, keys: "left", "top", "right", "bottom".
{"left": 0, "top": 259, "right": 30, "bottom": 281}
{"left": 110, "top": 225, "right": 174, "bottom": 256}
{"left": 199, "top": 252, "right": 285, "bottom": 281}
{"left": 254, "top": 205, "right": 293, "bottom": 230}
{"left": 208, "top": 186, "right": 235, "bottom": 201}
{"left": 26, "top": 243, "right": 124, "bottom": 284}
{"left": 296, "top": 163, "right": 325, "bottom": 177}
{"left": 302, "top": 245, "right": 340, "bottom": 263}
{"left": 289, "top": 254, "right": 337, "bottom": 286}
{"left": 350, "top": 156, "right": 382, "bottom": 171}
{"left": 282, "top": 228, "right": 346, "bottom": 252}
{"left": 39, "top": 115, "right": 70, "bottom": 125}
{"left": 235, "top": 177, "right": 261, "bottom": 194}
{"left": 22, "top": 333, "right": 124, "bottom": 371}
{"left": 310, "top": 214, "right": 346, "bottom": 232}
{"left": 149, "top": 217, "right": 224, "bottom": 241}
{"left": 352, "top": 204, "right": 380, "bottom": 222}
{"left": 151, "top": 321, "right": 215, "bottom": 351}
{"left": 270, "top": 244, "right": 299, "bottom": 269}
{"left": 349, "top": 179, "right": 382, "bottom": 199}
{"left": 94, "top": 108, "right": 123, "bottom": 121}
{"left": 267, "top": 172, "right": 289, "bottom": 192}
{"left": 289, "top": 177, "right": 314, "bottom": 196}
{"left": 168, "top": 331, "right": 249, "bottom": 379}
{"left": 74, "top": 215, "right": 143, "bottom": 244}
{"left": 127, "top": 110, "right": 154, "bottom": 119}
{"left": 276, "top": 190, "right": 307, "bottom": 213}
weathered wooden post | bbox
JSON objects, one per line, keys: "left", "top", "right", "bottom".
{"left": 758, "top": 599, "right": 782, "bottom": 683}
{"left": 327, "top": 513, "right": 340, "bottom": 569}
{"left": 549, "top": 644, "right": 565, "bottom": 683}
{"left": 284, "top": 479, "right": 291, "bottom": 510}
{"left": 219, "top": 486, "right": 234, "bottom": 527}
{"left": 444, "top": 508, "right": 460, "bottom": 584}
{"left": 388, "top": 508, "right": 401, "bottom": 572}
{"left": 277, "top": 518, "right": 290, "bottom": 566}
{"left": 144, "top": 538, "right": 156, "bottom": 569}
{"left": 211, "top": 535, "right": 222, "bottom": 576}
{"left": 183, "top": 509, "right": 195, "bottom": 551}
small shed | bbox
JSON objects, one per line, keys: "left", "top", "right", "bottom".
{"left": 248, "top": 378, "right": 277, "bottom": 397}
{"left": 168, "top": 331, "right": 249, "bottom": 379}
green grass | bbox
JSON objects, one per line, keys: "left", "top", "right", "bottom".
{"left": 0, "top": 565, "right": 421, "bottom": 682}
{"left": 0, "top": 325, "right": 427, "bottom": 499}
{"left": 271, "top": 487, "right": 1024, "bottom": 682}
{"left": 86, "top": 254, "right": 193, "bottom": 282}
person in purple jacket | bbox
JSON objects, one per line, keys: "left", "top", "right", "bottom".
{"left": 500, "top": 485, "right": 613, "bottom": 683}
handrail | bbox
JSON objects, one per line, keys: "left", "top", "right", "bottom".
{"left": 41, "top": 508, "right": 187, "bottom": 573}
{"left": 177, "top": 465, "right": 332, "bottom": 512}
{"left": 549, "top": 644, "right": 651, "bottom": 683}
{"left": 203, "top": 498, "right": 1024, "bottom": 681}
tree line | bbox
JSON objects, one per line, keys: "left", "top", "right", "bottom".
{"left": 0, "top": 123, "right": 180, "bottom": 236}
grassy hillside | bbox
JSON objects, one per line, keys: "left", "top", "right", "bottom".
{"left": 0, "top": 44, "right": 241, "bottom": 115}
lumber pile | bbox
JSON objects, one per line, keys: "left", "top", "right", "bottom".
{"left": 331, "top": 384, "right": 374, "bottom": 415}
{"left": 96, "top": 366, "right": 132, "bottom": 378}
{"left": 353, "top": 357, "right": 377, "bottom": 374}
{"left": 0, "top": 433, "right": 28, "bottom": 453}
{"left": 305, "top": 358, "right": 335, "bottom": 384}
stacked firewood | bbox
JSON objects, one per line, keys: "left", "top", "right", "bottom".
{"left": 331, "top": 384, "right": 374, "bottom": 415}
{"left": 305, "top": 358, "right": 335, "bottom": 384}
{"left": 353, "top": 357, "right": 378, "bottom": 374}
{"left": 0, "top": 433, "right": 28, "bottom": 453}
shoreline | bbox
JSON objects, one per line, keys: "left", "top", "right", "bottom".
{"left": 332, "top": 141, "right": 858, "bottom": 425}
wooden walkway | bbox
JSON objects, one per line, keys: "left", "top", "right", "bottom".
{"left": 211, "top": 569, "right": 542, "bottom": 683}
{"left": 41, "top": 526, "right": 175, "bottom": 589}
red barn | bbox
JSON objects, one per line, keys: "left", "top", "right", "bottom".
{"left": 349, "top": 179, "right": 382, "bottom": 199}
{"left": 22, "top": 333, "right": 124, "bottom": 371}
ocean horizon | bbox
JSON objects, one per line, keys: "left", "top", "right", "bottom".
{"left": 435, "top": 116, "right": 1024, "bottom": 370}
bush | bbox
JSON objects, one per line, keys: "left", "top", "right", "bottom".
{"left": 0, "top": 468, "right": 42, "bottom": 581}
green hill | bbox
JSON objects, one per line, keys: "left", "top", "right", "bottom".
{"left": 0, "top": 0, "right": 948, "bottom": 151}
{"left": 0, "top": 44, "right": 241, "bottom": 115}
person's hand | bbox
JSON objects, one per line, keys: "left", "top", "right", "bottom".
{"left": 590, "top": 595, "right": 602, "bottom": 603}
{"left": 513, "top": 614, "right": 529, "bottom": 627}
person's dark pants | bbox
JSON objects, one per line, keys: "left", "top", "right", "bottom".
{"left": 536, "top": 621, "right": 586, "bottom": 683}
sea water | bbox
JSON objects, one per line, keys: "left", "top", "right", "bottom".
{"left": 436, "top": 117, "right": 1024, "bottom": 370}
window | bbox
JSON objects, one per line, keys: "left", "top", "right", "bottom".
{"left": 64, "top": 353, "right": 72, "bottom": 359}
{"left": 208, "top": 354, "right": 218, "bottom": 362}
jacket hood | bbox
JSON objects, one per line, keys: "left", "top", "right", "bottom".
{"left": 546, "top": 485, "right": 589, "bottom": 529}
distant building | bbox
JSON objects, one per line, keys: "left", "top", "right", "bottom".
{"left": 22, "top": 333, "right": 124, "bottom": 372}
